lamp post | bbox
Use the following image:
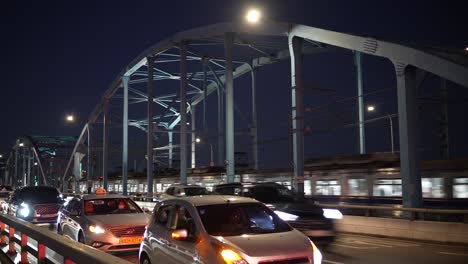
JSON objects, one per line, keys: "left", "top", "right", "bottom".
{"left": 367, "top": 105, "right": 394, "bottom": 154}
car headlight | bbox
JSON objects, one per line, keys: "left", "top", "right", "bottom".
{"left": 220, "top": 249, "right": 248, "bottom": 264}
{"left": 89, "top": 224, "right": 106, "bottom": 234}
{"left": 274, "top": 210, "right": 299, "bottom": 221}
{"left": 19, "top": 202, "right": 31, "bottom": 217}
{"left": 322, "top": 208, "right": 343, "bottom": 219}
{"left": 311, "top": 241, "right": 322, "bottom": 264}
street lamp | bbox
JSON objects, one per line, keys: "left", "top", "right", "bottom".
{"left": 19, "top": 143, "right": 24, "bottom": 147}
{"left": 366, "top": 105, "right": 394, "bottom": 154}
{"left": 0, "top": 154, "right": 2, "bottom": 158}
{"left": 246, "top": 8, "right": 262, "bottom": 24}
{"left": 195, "top": 138, "right": 215, "bottom": 167}
{"left": 66, "top": 114, "right": 74, "bottom": 122}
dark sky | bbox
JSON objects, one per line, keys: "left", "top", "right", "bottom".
{"left": 1, "top": 0, "right": 467, "bottom": 170}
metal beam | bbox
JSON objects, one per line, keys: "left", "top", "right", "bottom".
{"left": 147, "top": 56, "right": 154, "bottom": 197}
{"left": 355, "top": 51, "right": 365, "bottom": 154}
{"left": 289, "top": 35, "right": 305, "bottom": 199}
{"left": 179, "top": 42, "right": 188, "bottom": 184}
{"left": 395, "top": 63, "right": 423, "bottom": 209}
{"left": 225, "top": 32, "right": 235, "bottom": 183}
{"left": 122, "top": 76, "right": 129, "bottom": 195}
{"left": 102, "top": 98, "right": 109, "bottom": 190}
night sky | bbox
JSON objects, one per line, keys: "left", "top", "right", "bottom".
{"left": 1, "top": 0, "right": 467, "bottom": 171}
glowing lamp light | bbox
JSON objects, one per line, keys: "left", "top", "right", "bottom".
{"left": 19, "top": 143, "right": 24, "bottom": 147}
{"left": 66, "top": 115, "right": 74, "bottom": 122}
{"left": 246, "top": 9, "right": 261, "bottom": 23}
{"left": 274, "top": 210, "right": 299, "bottom": 221}
{"left": 465, "top": 47, "right": 468, "bottom": 52}
{"left": 196, "top": 138, "right": 201, "bottom": 143}
{"left": 367, "top": 105, "right": 375, "bottom": 112}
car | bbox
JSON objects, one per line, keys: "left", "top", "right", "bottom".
{"left": 0, "top": 185, "right": 12, "bottom": 199}
{"left": 156, "top": 183, "right": 209, "bottom": 201}
{"left": 213, "top": 182, "right": 338, "bottom": 248}
{"left": 6, "top": 186, "right": 63, "bottom": 224}
{"left": 139, "top": 195, "right": 322, "bottom": 264}
{"left": 57, "top": 187, "right": 150, "bottom": 252}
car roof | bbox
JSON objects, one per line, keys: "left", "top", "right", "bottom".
{"left": 167, "top": 195, "right": 259, "bottom": 206}
{"left": 169, "top": 184, "right": 206, "bottom": 189}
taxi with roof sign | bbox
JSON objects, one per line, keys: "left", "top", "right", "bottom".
{"left": 57, "top": 187, "right": 150, "bottom": 252}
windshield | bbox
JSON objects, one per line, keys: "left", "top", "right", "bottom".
{"left": 197, "top": 203, "right": 292, "bottom": 236}
{"left": 184, "top": 187, "right": 209, "bottom": 196}
{"left": 84, "top": 198, "right": 143, "bottom": 215}
{"left": 20, "top": 187, "right": 60, "bottom": 204}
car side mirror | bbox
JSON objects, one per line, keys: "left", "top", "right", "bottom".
{"left": 171, "top": 229, "right": 189, "bottom": 240}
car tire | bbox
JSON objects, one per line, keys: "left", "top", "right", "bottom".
{"left": 140, "top": 253, "right": 151, "bottom": 264}
{"left": 78, "top": 232, "right": 85, "bottom": 244}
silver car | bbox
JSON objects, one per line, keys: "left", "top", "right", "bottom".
{"left": 139, "top": 195, "right": 322, "bottom": 264}
{"left": 58, "top": 190, "right": 150, "bottom": 252}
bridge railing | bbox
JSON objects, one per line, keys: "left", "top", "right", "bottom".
{"left": 0, "top": 213, "right": 132, "bottom": 264}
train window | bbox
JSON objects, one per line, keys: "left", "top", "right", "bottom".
{"left": 348, "top": 178, "right": 367, "bottom": 196}
{"left": 422, "top": 178, "right": 444, "bottom": 198}
{"left": 453, "top": 178, "right": 468, "bottom": 198}
{"left": 373, "top": 179, "right": 402, "bottom": 197}
{"left": 315, "top": 180, "right": 341, "bottom": 195}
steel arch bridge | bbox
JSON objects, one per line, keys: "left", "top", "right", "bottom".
{"left": 59, "top": 20, "right": 468, "bottom": 208}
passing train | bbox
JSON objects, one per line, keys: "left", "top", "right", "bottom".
{"left": 81, "top": 153, "right": 468, "bottom": 208}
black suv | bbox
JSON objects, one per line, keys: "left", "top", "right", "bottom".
{"left": 6, "top": 186, "right": 63, "bottom": 223}
{"left": 213, "top": 182, "right": 335, "bottom": 248}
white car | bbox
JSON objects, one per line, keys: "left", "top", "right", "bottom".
{"left": 156, "top": 184, "right": 209, "bottom": 201}
{"left": 139, "top": 195, "right": 322, "bottom": 264}
{"left": 58, "top": 188, "right": 150, "bottom": 252}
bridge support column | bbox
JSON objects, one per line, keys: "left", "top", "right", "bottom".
{"left": 180, "top": 41, "right": 188, "bottom": 184}
{"left": 217, "top": 83, "right": 224, "bottom": 167}
{"left": 191, "top": 106, "right": 196, "bottom": 168}
{"left": 168, "top": 131, "right": 173, "bottom": 168}
{"left": 225, "top": 32, "right": 235, "bottom": 183}
{"left": 147, "top": 56, "right": 155, "bottom": 198}
{"left": 355, "top": 51, "right": 365, "bottom": 154}
{"left": 22, "top": 146, "right": 26, "bottom": 186}
{"left": 289, "top": 35, "right": 305, "bottom": 199}
{"left": 122, "top": 75, "right": 130, "bottom": 195}
{"left": 395, "top": 64, "right": 423, "bottom": 209}
{"left": 27, "top": 148, "right": 31, "bottom": 186}
{"left": 14, "top": 147, "right": 18, "bottom": 187}
{"left": 251, "top": 67, "right": 259, "bottom": 170}
{"left": 87, "top": 124, "right": 92, "bottom": 193}
{"left": 102, "top": 98, "right": 109, "bottom": 190}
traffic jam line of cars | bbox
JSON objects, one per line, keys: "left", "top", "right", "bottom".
{"left": 0, "top": 183, "right": 343, "bottom": 264}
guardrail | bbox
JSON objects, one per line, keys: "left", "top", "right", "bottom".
{"left": 318, "top": 203, "right": 468, "bottom": 222}
{"left": 0, "top": 213, "right": 132, "bottom": 264}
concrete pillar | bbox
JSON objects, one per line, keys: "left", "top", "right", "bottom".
{"left": 14, "top": 147, "right": 18, "bottom": 187}
{"left": 203, "top": 59, "right": 208, "bottom": 131}
{"left": 122, "top": 76, "right": 130, "bottom": 195}
{"left": 102, "top": 98, "right": 109, "bottom": 190}
{"left": 355, "top": 51, "right": 365, "bottom": 154}
{"left": 289, "top": 35, "right": 305, "bottom": 198}
{"left": 179, "top": 41, "right": 188, "bottom": 184}
{"left": 395, "top": 64, "right": 423, "bottom": 208}
{"left": 147, "top": 56, "right": 155, "bottom": 198}
{"left": 225, "top": 32, "right": 235, "bottom": 183}
{"left": 191, "top": 106, "right": 196, "bottom": 168}
{"left": 27, "top": 149, "right": 31, "bottom": 186}
{"left": 217, "top": 84, "right": 224, "bottom": 167}
{"left": 22, "top": 146, "right": 26, "bottom": 186}
{"left": 440, "top": 79, "right": 450, "bottom": 159}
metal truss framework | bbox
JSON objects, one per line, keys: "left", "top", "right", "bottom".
{"left": 4, "top": 136, "right": 76, "bottom": 189}
{"left": 60, "top": 21, "right": 467, "bottom": 209}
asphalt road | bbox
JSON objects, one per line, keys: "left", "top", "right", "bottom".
{"left": 114, "top": 233, "right": 468, "bottom": 264}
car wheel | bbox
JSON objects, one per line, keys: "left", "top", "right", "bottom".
{"left": 140, "top": 253, "right": 151, "bottom": 264}
{"left": 78, "top": 232, "right": 85, "bottom": 244}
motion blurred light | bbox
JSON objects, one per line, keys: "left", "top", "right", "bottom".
{"left": 246, "top": 8, "right": 261, "bottom": 23}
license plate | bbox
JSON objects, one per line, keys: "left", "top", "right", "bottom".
{"left": 119, "top": 237, "right": 143, "bottom": 244}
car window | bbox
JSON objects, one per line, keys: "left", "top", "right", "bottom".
{"left": 19, "top": 187, "right": 61, "bottom": 204}
{"left": 155, "top": 205, "right": 173, "bottom": 226}
{"left": 172, "top": 205, "right": 197, "bottom": 238}
{"left": 184, "top": 187, "right": 208, "bottom": 196}
{"left": 197, "top": 203, "right": 291, "bottom": 236}
{"left": 84, "top": 198, "right": 142, "bottom": 215}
